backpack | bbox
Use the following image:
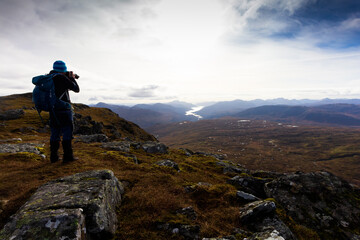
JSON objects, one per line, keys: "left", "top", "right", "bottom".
{"left": 32, "top": 73, "right": 70, "bottom": 124}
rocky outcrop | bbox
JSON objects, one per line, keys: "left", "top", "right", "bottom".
{"left": 101, "top": 141, "right": 169, "bottom": 155}
{"left": 265, "top": 171, "right": 360, "bottom": 240}
{"left": 0, "top": 109, "right": 24, "bottom": 120}
{"left": 239, "top": 200, "right": 295, "bottom": 240}
{"left": 157, "top": 223, "right": 200, "bottom": 240}
{"left": 236, "top": 190, "right": 260, "bottom": 202}
{"left": 156, "top": 159, "right": 180, "bottom": 171}
{"left": 227, "top": 175, "right": 271, "bottom": 198}
{"left": 176, "top": 206, "right": 197, "bottom": 220}
{"left": 102, "top": 141, "right": 131, "bottom": 152}
{"left": 73, "top": 113, "right": 104, "bottom": 135}
{"left": 0, "top": 143, "right": 44, "bottom": 155}
{"left": 142, "top": 142, "right": 168, "bottom": 154}
{"left": 75, "top": 134, "right": 109, "bottom": 143}
{"left": 0, "top": 170, "right": 123, "bottom": 240}
{"left": 216, "top": 161, "right": 248, "bottom": 174}
{"left": 239, "top": 200, "right": 276, "bottom": 224}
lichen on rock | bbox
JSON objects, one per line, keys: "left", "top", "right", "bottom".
{"left": 0, "top": 170, "right": 123, "bottom": 240}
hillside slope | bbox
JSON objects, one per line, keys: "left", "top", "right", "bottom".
{"left": 1, "top": 93, "right": 360, "bottom": 240}
{"left": 0, "top": 93, "right": 156, "bottom": 142}
{"left": 93, "top": 102, "right": 197, "bottom": 129}
{"left": 149, "top": 118, "right": 360, "bottom": 187}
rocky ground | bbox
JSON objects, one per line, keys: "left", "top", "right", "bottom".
{"left": 1, "top": 93, "right": 360, "bottom": 239}
{"left": 1, "top": 135, "right": 360, "bottom": 239}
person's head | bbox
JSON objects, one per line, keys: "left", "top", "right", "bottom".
{"left": 53, "top": 60, "right": 67, "bottom": 73}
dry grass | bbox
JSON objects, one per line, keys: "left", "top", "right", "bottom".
{"left": 150, "top": 118, "right": 360, "bottom": 187}
{"left": 0, "top": 94, "right": 244, "bottom": 239}
{"left": 1, "top": 93, "right": 356, "bottom": 239}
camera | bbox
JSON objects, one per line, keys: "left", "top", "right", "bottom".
{"left": 65, "top": 71, "right": 80, "bottom": 79}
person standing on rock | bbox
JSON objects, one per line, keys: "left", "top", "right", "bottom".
{"left": 49, "top": 60, "right": 80, "bottom": 163}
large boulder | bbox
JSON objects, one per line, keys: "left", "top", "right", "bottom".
{"left": 102, "top": 141, "right": 131, "bottom": 152}
{"left": 227, "top": 175, "right": 271, "bottom": 198}
{"left": 0, "top": 170, "right": 124, "bottom": 240}
{"left": 73, "top": 113, "right": 104, "bottom": 135}
{"left": 75, "top": 134, "right": 109, "bottom": 143}
{"left": 239, "top": 200, "right": 276, "bottom": 224}
{"left": 265, "top": 171, "right": 360, "bottom": 240}
{"left": 0, "top": 143, "right": 44, "bottom": 155}
{"left": 239, "top": 200, "right": 295, "bottom": 240}
{"left": 142, "top": 142, "right": 168, "bottom": 154}
{"left": 236, "top": 190, "right": 260, "bottom": 202}
{"left": 0, "top": 109, "right": 24, "bottom": 120}
{"left": 156, "top": 159, "right": 180, "bottom": 171}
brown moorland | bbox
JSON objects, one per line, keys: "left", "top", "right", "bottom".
{"left": 1, "top": 93, "right": 359, "bottom": 240}
{"left": 0, "top": 93, "right": 251, "bottom": 239}
{"left": 149, "top": 118, "right": 360, "bottom": 187}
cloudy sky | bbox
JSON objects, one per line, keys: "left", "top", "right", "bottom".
{"left": 1, "top": 0, "right": 360, "bottom": 104}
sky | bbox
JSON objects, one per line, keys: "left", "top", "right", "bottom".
{"left": 0, "top": 0, "right": 360, "bottom": 105}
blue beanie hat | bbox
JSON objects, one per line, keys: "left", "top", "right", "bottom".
{"left": 53, "top": 60, "right": 67, "bottom": 72}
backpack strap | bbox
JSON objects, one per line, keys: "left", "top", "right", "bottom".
{"left": 59, "top": 92, "right": 66, "bottom": 100}
{"left": 35, "top": 107, "right": 46, "bottom": 126}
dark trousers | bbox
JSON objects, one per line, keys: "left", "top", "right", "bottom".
{"left": 50, "top": 109, "right": 74, "bottom": 141}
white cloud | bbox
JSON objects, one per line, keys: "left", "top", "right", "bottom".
{"left": 0, "top": 0, "right": 360, "bottom": 104}
{"left": 129, "top": 85, "right": 159, "bottom": 98}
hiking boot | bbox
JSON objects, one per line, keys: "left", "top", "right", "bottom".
{"left": 62, "top": 140, "right": 78, "bottom": 163}
{"left": 50, "top": 141, "right": 60, "bottom": 163}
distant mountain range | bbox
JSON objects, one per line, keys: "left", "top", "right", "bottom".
{"left": 93, "top": 98, "right": 360, "bottom": 128}
{"left": 235, "top": 104, "right": 360, "bottom": 126}
{"left": 93, "top": 101, "right": 197, "bottom": 129}
{"left": 197, "top": 98, "right": 360, "bottom": 119}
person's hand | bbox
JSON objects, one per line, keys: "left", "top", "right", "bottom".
{"left": 68, "top": 71, "right": 75, "bottom": 78}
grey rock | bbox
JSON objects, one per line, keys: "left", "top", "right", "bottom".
{"left": 142, "top": 142, "right": 168, "bottom": 154}
{"left": 227, "top": 175, "right": 271, "bottom": 198}
{"left": 75, "top": 134, "right": 109, "bottom": 143}
{"left": 265, "top": 171, "right": 360, "bottom": 240}
{"left": 157, "top": 223, "right": 200, "bottom": 240}
{"left": 216, "top": 161, "right": 247, "bottom": 174}
{"left": 251, "top": 216, "right": 296, "bottom": 240}
{"left": 195, "top": 152, "right": 227, "bottom": 160}
{"left": 0, "top": 143, "right": 44, "bottom": 155}
{"left": 0, "top": 170, "right": 123, "bottom": 240}
{"left": 102, "top": 141, "right": 131, "bottom": 152}
{"left": 124, "top": 153, "right": 139, "bottom": 164}
{"left": 181, "top": 148, "right": 194, "bottom": 156}
{"left": 197, "top": 182, "right": 212, "bottom": 187}
{"left": 184, "top": 182, "right": 212, "bottom": 193}
{"left": 130, "top": 142, "right": 142, "bottom": 149}
{"left": 1, "top": 208, "right": 86, "bottom": 240}
{"left": 0, "top": 109, "right": 24, "bottom": 120}
{"left": 176, "top": 206, "right": 197, "bottom": 220}
{"left": 236, "top": 191, "right": 260, "bottom": 202}
{"left": 351, "top": 234, "right": 360, "bottom": 240}
{"left": 156, "top": 159, "right": 180, "bottom": 171}
{"left": 239, "top": 200, "right": 276, "bottom": 224}
{"left": 246, "top": 230, "right": 286, "bottom": 240}
{"left": 73, "top": 113, "right": 104, "bottom": 135}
